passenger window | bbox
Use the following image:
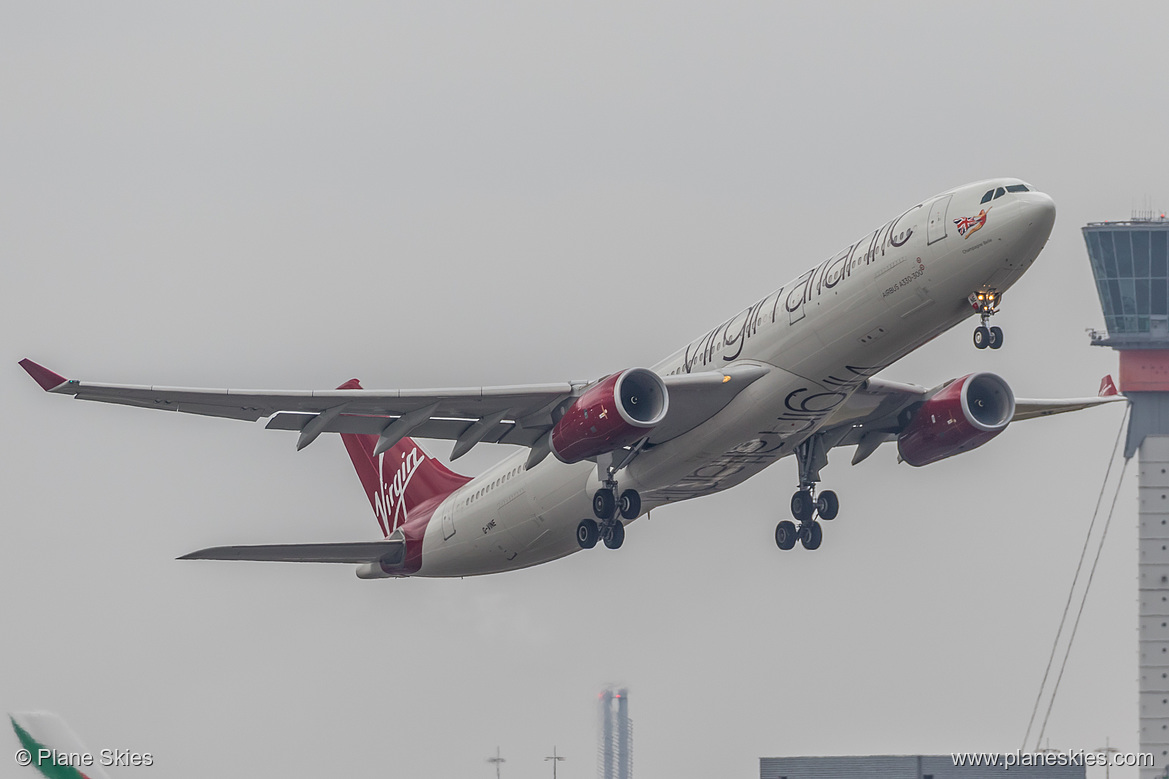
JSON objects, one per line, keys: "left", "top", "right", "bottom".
{"left": 980, "top": 190, "right": 994, "bottom": 204}
{"left": 1006, "top": 184, "right": 1029, "bottom": 193}
{"left": 993, "top": 187, "right": 1006, "bottom": 199}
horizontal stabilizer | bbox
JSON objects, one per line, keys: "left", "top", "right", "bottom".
{"left": 179, "top": 539, "right": 404, "bottom": 564}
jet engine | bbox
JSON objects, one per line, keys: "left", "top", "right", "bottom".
{"left": 896, "top": 372, "right": 1015, "bottom": 467}
{"left": 550, "top": 368, "right": 669, "bottom": 464}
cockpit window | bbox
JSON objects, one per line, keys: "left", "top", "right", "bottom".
{"left": 981, "top": 189, "right": 994, "bottom": 204}
{"left": 1006, "top": 184, "right": 1030, "bottom": 193}
{"left": 993, "top": 187, "right": 1006, "bottom": 200}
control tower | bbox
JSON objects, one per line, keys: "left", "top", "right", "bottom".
{"left": 1084, "top": 214, "right": 1169, "bottom": 778}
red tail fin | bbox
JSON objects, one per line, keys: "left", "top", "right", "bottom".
{"left": 1099, "top": 374, "right": 1119, "bottom": 397}
{"left": 337, "top": 380, "right": 470, "bottom": 537}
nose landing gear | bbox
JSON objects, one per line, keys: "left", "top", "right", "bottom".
{"left": 970, "top": 290, "right": 1003, "bottom": 350}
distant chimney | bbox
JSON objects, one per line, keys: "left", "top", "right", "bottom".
{"left": 597, "top": 687, "right": 632, "bottom": 779}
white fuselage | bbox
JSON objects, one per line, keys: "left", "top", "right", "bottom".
{"left": 416, "top": 179, "right": 1056, "bottom": 577}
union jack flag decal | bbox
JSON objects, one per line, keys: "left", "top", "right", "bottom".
{"left": 954, "top": 208, "right": 989, "bottom": 238}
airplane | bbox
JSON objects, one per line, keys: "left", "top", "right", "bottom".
{"left": 10, "top": 711, "right": 126, "bottom": 778}
{"left": 19, "top": 178, "right": 1124, "bottom": 578}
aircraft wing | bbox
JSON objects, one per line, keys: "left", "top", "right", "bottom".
{"left": 817, "top": 376, "right": 1126, "bottom": 465}
{"left": 19, "top": 359, "right": 770, "bottom": 459}
{"left": 1010, "top": 396, "right": 1125, "bottom": 421}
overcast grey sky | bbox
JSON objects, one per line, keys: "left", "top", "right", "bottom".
{"left": 2, "top": 2, "right": 1162, "bottom": 777}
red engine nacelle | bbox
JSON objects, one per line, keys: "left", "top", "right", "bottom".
{"left": 550, "top": 368, "right": 669, "bottom": 464}
{"left": 896, "top": 372, "right": 1015, "bottom": 467}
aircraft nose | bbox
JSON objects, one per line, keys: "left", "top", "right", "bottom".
{"left": 1019, "top": 190, "right": 1056, "bottom": 237}
{"left": 1003, "top": 190, "right": 1056, "bottom": 265}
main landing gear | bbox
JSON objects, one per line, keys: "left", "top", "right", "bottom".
{"left": 576, "top": 517, "right": 626, "bottom": 550}
{"left": 970, "top": 290, "right": 1003, "bottom": 350}
{"left": 776, "top": 487, "right": 837, "bottom": 550}
{"left": 577, "top": 453, "right": 642, "bottom": 551}
{"left": 776, "top": 435, "right": 839, "bottom": 551}
{"left": 576, "top": 486, "right": 638, "bottom": 551}
{"left": 576, "top": 517, "right": 627, "bottom": 550}
{"left": 576, "top": 440, "right": 649, "bottom": 551}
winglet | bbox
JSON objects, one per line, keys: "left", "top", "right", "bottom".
{"left": 18, "top": 359, "right": 68, "bottom": 392}
{"left": 1099, "top": 374, "right": 1119, "bottom": 397}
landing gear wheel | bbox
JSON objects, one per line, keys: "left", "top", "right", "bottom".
{"left": 989, "top": 326, "right": 1003, "bottom": 350}
{"left": 602, "top": 521, "right": 625, "bottom": 550}
{"left": 576, "top": 519, "right": 599, "bottom": 549}
{"left": 816, "top": 490, "right": 839, "bottom": 521}
{"left": 775, "top": 520, "right": 798, "bottom": 550}
{"left": 974, "top": 326, "right": 990, "bottom": 349}
{"left": 790, "top": 490, "right": 815, "bottom": 522}
{"left": 800, "top": 521, "right": 823, "bottom": 550}
{"left": 592, "top": 489, "right": 616, "bottom": 521}
{"left": 618, "top": 490, "right": 641, "bottom": 520}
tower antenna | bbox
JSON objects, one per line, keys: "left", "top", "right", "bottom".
{"left": 487, "top": 746, "right": 505, "bottom": 779}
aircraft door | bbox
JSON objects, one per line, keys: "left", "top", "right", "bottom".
{"left": 926, "top": 194, "right": 952, "bottom": 245}
{"left": 441, "top": 507, "right": 456, "bottom": 540}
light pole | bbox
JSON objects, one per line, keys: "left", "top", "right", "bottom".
{"left": 487, "top": 746, "right": 505, "bottom": 779}
{"left": 545, "top": 746, "right": 566, "bottom": 779}
{"left": 1094, "top": 736, "right": 1118, "bottom": 779}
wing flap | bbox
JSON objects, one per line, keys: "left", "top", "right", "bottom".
{"left": 179, "top": 540, "right": 404, "bottom": 564}
{"left": 264, "top": 413, "right": 547, "bottom": 446}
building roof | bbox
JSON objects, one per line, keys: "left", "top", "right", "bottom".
{"left": 760, "top": 755, "right": 1086, "bottom": 779}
